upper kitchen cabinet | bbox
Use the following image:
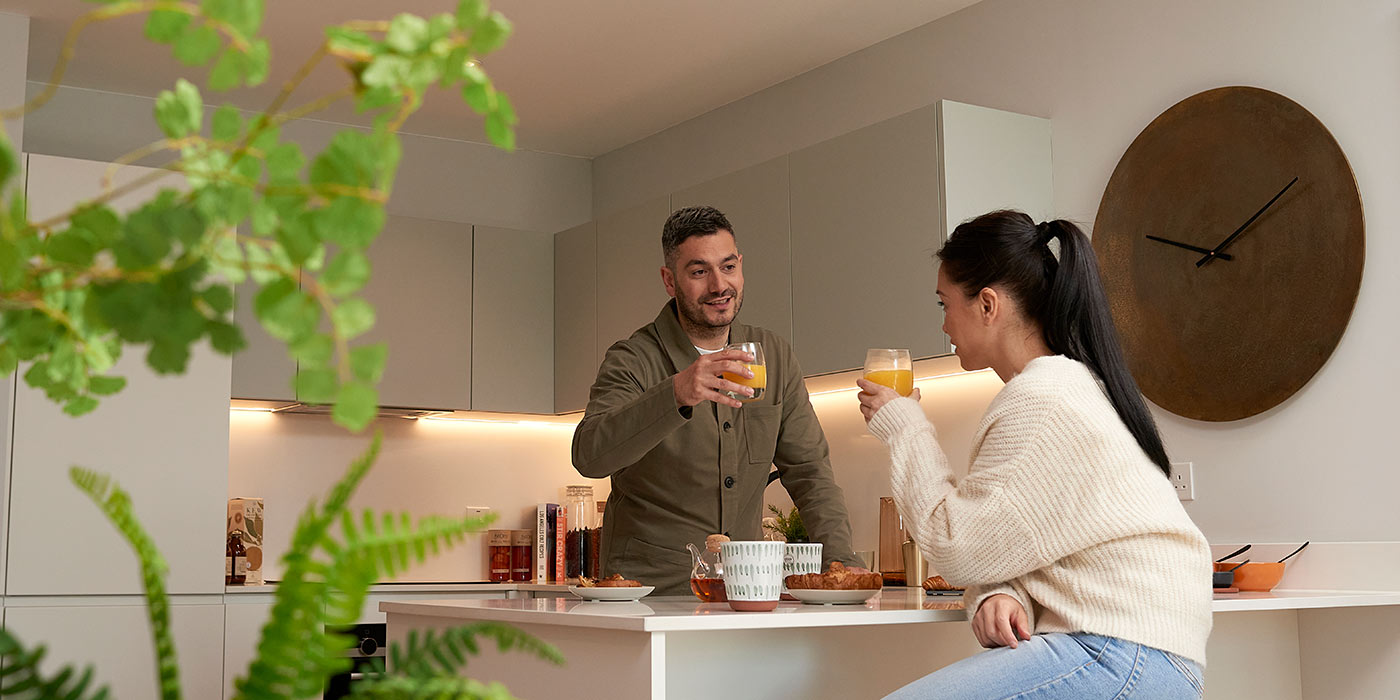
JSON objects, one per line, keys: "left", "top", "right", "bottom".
{"left": 358, "top": 215, "right": 473, "bottom": 410}
{"left": 788, "top": 102, "right": 1053, "bottom": 375}
{"left": 673, "top": 155, "right": 793, "bottom": 342}
{"left": 230, "top": 265, "right": 298, "bottom": 402}
{"left": 790, "top": 106, "right": 947, "bottom": 374}
{"left": 594, "top": 195, "right": 671, "bottom": 362}
{"left": 554, "top": 221, "right": 598, "bottom": 414}
{"left": 937, "top": 99, "right": 1054, "bottom": 239}
{"left": 472, "top": 226, "right": 554, "bottom": 414}
{"left": 10, "top": 154, "right": 230, "bottom": 596}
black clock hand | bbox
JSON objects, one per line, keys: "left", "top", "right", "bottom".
{"left": 1196, "top": 176, "right": 1299, "bottom": 267}
{"left": 1145, "top": 235, "right": 1233, "bottom": 260}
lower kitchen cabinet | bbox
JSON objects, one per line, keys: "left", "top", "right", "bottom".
{"left": 223, "top": 598, "right": 276, "bottom": 700}
{"left": 3, "top": 602, "right": 225, "bottom": 700}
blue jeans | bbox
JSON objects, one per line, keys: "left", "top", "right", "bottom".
{"left": 884, "top": 633, "right": 1204, "bottom": 700}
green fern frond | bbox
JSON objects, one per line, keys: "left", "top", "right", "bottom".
{"left": 385, "top": 623, "right": 563, "bottom": 680}
{"left": 0, "top": 628, "right": 112, "bottom": 700}
{"left": 69, "top": 466, "right": 180, "bottom": 700}
{"left": 346, "top": 675, "right": 515, "bottom": 700}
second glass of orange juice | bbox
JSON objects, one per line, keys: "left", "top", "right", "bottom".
{"left": 722, "top": 341, "right": 766, "bottom": 402}
{"left": 864, "top": 348, "right": 913, "bottom": 396}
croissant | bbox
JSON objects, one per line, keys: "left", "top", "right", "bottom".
{"left": 784, "top": 561, "right": 882, "bottom": 590}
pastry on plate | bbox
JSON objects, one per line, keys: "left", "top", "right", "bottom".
{"left": 921, "top": 575, "right": 959, "bottom": 591}
{"left": 785, "top": 561, "right": 882, "bottom": 590}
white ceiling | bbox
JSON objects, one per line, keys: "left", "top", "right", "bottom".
{"left": 1, "top": 1, "right": 980, "bottom": 157}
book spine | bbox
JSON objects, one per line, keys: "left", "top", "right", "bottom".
{"left": 535, "top": 504, "right": 548, "bottom": 582}
{"left": 546, "top": 504, "right": 558, "bottom": 581}
{"left": 554, "top": 504, "right": 567, "bottom": 582}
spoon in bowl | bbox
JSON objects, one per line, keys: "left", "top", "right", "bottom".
{"left": 1215, "top": 544, "right": 1251, "bottom": 563}
{"left": 1277, "top": 541, "right": 1309, "bottom": 563}
{"left": 1226, "top": 559, "right": 1250, "bottom": 573}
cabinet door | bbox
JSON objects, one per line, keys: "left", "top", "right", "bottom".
{"left": 9, "top": 154, "right": 229, "bottom": 596}
{"left": 230, "top": 272, "right": 298, "bottom": 401}
{"left": 938, "top": 100, "right": 1054, "bottom": 238}
{"left": 358, "top": 215, "right": 473, "bottom": 410}
{"left": 472, "top": 226, "right": 554, "bottom": 413}
{"left": 223, "top": 599, "right": 275, "bottom": 700}
{"left": 554, "top": 221, "right": 597, "bottom": 413}
{"left": 4, "top": 603, "right": 225, "bottom": 700}
{"left": 594, "top": 195, "right": 671, "bottom": 363}
{"left": 790, "top": 106, "right": 947, "bottom": 374}
{"left": 673, "top": 155, "right": 793, "bottom": 342}
{"left": 7, "top": 341, "right": 231, "bottom": 595}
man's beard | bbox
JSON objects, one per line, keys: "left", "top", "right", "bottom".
{"left": 677, "top": 288, "right": 742, "bottom": 330}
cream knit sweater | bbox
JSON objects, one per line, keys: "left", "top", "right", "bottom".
{"left": 868, "top": 355, "right": 1213, "bottom": 664}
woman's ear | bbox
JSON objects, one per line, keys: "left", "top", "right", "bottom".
{"left": 977, "top": 287, "right": 999, "bottom": 326}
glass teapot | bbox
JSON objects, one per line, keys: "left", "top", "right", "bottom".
{"left": 686, "top": 534, "right": 729, "bottom": 602}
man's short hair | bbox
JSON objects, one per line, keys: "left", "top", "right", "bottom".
{"left": 661, "top": 206, "right": 733, "bottom": 267}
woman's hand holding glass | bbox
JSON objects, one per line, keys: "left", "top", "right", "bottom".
{"left": 857, "top": 378, "right": 920, "bottom": 422}
{"left": 858, "top": 348, "right": 918, "bottom": 422}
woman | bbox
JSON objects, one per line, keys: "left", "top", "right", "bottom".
{"left": 859, "top": 211, "right": 1212, "bottom": 699}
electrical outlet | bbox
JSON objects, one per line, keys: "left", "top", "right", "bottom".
{"left": 1169, "top": 462, "right": 1194, "bottom": 501}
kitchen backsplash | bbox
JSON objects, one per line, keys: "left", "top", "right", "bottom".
{"left": 228, "top": 368, "right": 1006, "bottom": 581}
{"left": 228, "top": 411, "right": 602, "bottom": 582}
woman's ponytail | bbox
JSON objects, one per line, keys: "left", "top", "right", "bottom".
{"left": 938, "top": 211, "right": 1170, "bottom": 476}
{"left": 1040, "top": 220, "right": 1170, "bottom": 475}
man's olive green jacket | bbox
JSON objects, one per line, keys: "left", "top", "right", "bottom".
{"left": 572, "top": 301, "right": 858, "bottom": 595}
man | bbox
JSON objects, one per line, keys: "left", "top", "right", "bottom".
{"left": 572, "top": 205, "right": 860, "bottom": 595}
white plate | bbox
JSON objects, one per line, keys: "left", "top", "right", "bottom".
{"left": 568, "top": 585, "right": 655, "bottom": 601}
{"left": 787, "top": 588, "right": 880, "bottom": 605}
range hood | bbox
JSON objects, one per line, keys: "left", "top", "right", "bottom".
{"left": 229, "top": 398, "right": 449, "bottom": 419}
{"left": 281, "top": 403, "right": 452, "bottom": 420}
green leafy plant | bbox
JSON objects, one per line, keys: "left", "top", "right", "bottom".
{"left": 0, "top": 1, "right": 561, "bottom": 698}
{"left": 763, "top": 504, "right": 809, "bottom": 543}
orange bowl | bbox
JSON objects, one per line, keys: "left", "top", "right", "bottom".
{"left": 1215, "top": 562, "right": 1284, "bottom": 592}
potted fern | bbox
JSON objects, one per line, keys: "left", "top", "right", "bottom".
{"left": 0, "top": 1, "right": 562, "bottom": 698}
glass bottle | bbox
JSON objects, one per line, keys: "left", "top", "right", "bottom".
{"left": 227, "top": 530, "right": 247, "bottom": 585}
{"left": 563, "top": 485, "right": 595, "bottom": 579}
{"left": 688, "top": 534, "right": 729, "bottom": 602}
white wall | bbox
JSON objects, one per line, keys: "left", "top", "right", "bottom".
{"left": 22, "top": 83, "right": 592, "bottom": 234}
{"left": 593, "top": 0, "right": 1400, "bottom": 545}
{"left": 228, "top": 412, "right": 605, "bottom": 582}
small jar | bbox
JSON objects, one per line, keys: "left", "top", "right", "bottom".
{"left": 510, "top": 530, "right": 532, "bottom": 582}
{"left": 487, "top": 530, "right": 511, "bottom": 582}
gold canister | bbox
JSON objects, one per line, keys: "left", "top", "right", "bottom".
{"left": 901, "top": 538, "right": 928, "bottom": 585}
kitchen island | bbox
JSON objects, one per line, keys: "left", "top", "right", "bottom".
{"left": 383, "top": 588, "right": 979, "bottom": 698}
{"left": 382, "top": 586, "right": 1400, "bottom": 699}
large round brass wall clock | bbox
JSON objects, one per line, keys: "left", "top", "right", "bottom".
{"left": 1093, "top": 86, "right": 1364, "bottom": 422}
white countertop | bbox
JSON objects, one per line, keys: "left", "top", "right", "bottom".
{"left": 380, "top": 587, "right": 1400, "bottom": 633}
{"left": 381, "top": 587, "right": 961, "bottom": 632}
{"left": 1209, "top": 588, "right": 1400, "bottom": 612}
{"left": 226, "top": 581, "right": 573, "bottom": 595}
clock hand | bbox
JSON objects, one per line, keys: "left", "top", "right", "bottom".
{"left": 1145, "top": 235, "right": 1234, "bottom": 260}
{"left": 1196, "top": 176, "right": 1299, "bottom": 267}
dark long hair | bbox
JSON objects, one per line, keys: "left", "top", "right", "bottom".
{"left": 937, "top": 210, "right": 1170, "bottom": 475}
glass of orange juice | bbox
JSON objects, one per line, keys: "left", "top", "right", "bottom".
{"left": 722, "top": 341, "right": 766, "bottom": 402}
{"left": 864, "top": 348, "right": 913, "bottom": 396}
